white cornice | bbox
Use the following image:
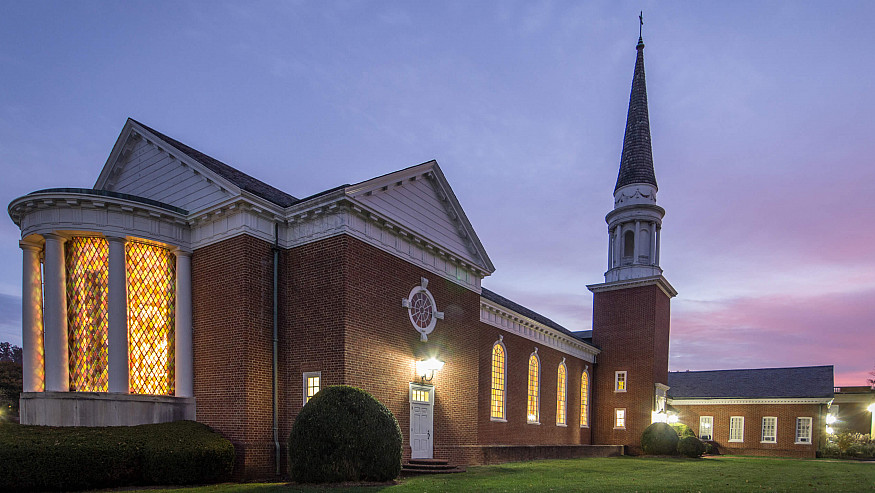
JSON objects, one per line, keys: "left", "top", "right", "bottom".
{"left": 587, "top": 275, "right": 677, "bottom": 298}
{"left": 669, "top": 397, "right": 832, "bottom": 406}
{"left": 480, "top": 298, "right": 599, "bottom": 363}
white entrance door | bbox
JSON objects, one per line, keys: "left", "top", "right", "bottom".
{"left": 409, "top": 383, "right": 434, "bottom": 459}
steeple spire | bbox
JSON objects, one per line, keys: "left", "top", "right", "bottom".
{"left": 602, "top": 25, "right": 665, "bottom": 284}
{"left": 615, "top": 23, "right": 657, "bottom": 193}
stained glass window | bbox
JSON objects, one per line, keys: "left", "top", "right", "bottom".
{"left": 580, "top": 372, "right": 589, "bottom": 427}
{"left": 527, "top": 353, "right": 539, "bottom": 423}
{"left": 65, "top": 237, "right": 109, "bottom": 392}
{"left": 126, "top": 241, "right": 175, "bottom": 395}
{"left": 490, "top": 342, "right": 505, "bottom": 419}
{"left": 556, "top": 362, "right": 567, "bottom": 426}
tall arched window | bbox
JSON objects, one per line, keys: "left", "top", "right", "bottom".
{"left": 580, "top": 371, "right": 590, "bottom": 427}
{"left": 490, "top": 338, "right": 506, "bottom": 420}
{"left": 556, "top": 359, "right": 567, "bottom": 426}
{"left": 527, "top": 350, "right": 540, "bottom": 423}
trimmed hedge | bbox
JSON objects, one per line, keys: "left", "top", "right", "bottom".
{"left": 670, "top": 423, "right": 696, "bottom": 438}
{"left": 289, "top": 385, "right": 402, "bottom": 483}
{"left": 677, "top": 436, "right": 707, "bottom": 458}
{"left": 0, "top": 420, "right": 234, "bottom": 491}
{"left": 641, "top": 422, "right": 679, "bottom": 455}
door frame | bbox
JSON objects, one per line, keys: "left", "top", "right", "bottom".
{"left": 409, "top": 382, "right": 435, "bottom": 459}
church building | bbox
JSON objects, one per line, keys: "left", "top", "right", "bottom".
{"left": 7, "top": 33, "right": 832, "bottom": 477}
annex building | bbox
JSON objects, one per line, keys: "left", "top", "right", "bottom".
{"left": 8, "top": 35, "right": 839, "bottom": 477}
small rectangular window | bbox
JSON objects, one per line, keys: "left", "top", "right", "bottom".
{"left": 699, "top": 416, "right": 713, "bottom": 440}
{"left": 761, "top": 417, "right": 777, "bottom": 443}
{"left": 303, "top": 371, "right": 321, "bottom": 405}
{"left": 615, "top": 371, "right": 627, "bottom": 392}
{"left": 614, "top": 408, "right": 626, "bottom": 429}
{"left": 796, "top": 417, "right": 812, "bottom": 444}
{"left": 729, "top": 416, "right": 744, "bottom": 442}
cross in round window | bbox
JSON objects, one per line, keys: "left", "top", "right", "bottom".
{"left": 402, "top": 277, "right": 444, "bottom": 341}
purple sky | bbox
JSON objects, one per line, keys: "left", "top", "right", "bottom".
{"left": 1, "top": 2, "right": 873, "bottom": 386}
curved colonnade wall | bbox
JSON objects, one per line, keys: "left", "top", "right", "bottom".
{"left": 10, "top": 189, "right": 194, "bottom": 426}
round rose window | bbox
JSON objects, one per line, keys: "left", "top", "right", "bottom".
{"left": 402, "top": 278, "right": 444, "bottom": 341}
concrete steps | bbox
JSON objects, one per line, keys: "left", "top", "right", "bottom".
{"left": 401, "top": 458, "right": 466, "bottom": 475}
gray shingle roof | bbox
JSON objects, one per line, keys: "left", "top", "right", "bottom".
{"left": 615, "top": 37, "right": 658, "bottom": 192}
{"left": 131, "top": 119, "right": 298, "bottom": 207}
{"left": 481, "top": 288, "right": 580, "bottom": 340}
{"left": 668, "top": 366, "right": 834, "bottom": 400}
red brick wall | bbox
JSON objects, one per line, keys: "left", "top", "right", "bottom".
{"left": 673, "top": 403, "right": 826, "bottom": 458}
{"left": 477, "top": 326, "right": 592, "bottom": 446}
{"left": 192, "top": 234, "right": 275, "bottom": 478}
{"left": 590, "top": 284, "right": 671, "bottom": 448}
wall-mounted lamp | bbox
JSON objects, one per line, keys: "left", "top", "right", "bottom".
{"left": 868, "top": 403, "right": 875, "bottom": 413}
{"left": 416, "top": 358, "right": 445, "bottom": 383}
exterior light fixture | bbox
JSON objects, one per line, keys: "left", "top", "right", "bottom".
{"left": 416, "top": 358, "right": 444, "bottom": 383}
{"left": 668, "top": 414, "right": 679, "bottom": 424}
{"left": 826, "top": 414, "right": 837, "bottom": 425}
{"left": 868, "top": 403, "right": 875, "bottom": 413}
{"left": 826, "top": 426, "right": 835, "bottom": 434}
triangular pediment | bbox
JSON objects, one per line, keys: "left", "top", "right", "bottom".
{"left": 95, "top": 120, "right": 239, "bottom": 213}
{"left": 345, "top": 161, "right": 494, "bottom": 274}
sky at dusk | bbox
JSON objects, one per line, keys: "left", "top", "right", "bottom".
{"left": 1, "top": 1, "right": 873, "bottom": 386}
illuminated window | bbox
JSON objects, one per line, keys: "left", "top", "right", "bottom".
{"left": 490, "top": 339, "right": 506, "bottom": 421}
{"left": 556, "top": 360, "right": 567, "bottom": 426}
{"left": 729, "top": 416, "right": 744, "bottom": 442}
{"left": 795, "top": 417, "right": 812, "bottom": 444}
{"left": 699, "top": 416, "right": 713, "bottom": 440}
{"left": 615, "top": 408, "right": 626, "bottom": 429}
{"left": 615, "top": 371, "right": 627, "bottom": 392}
{"left": 126, "top": 241, "right": 175, "bottom": 395}
{"left": 412, "top": 388, "right": 430, "bottom": 402}
{"left": 66, "top": 237, "right": 109, "bottom": 392}
{"left": 580, "top": 372, "right": 589, "bottom": 427}
{"left": 303, "top": 371, "right": 321, "bottom": 405}
{"left": 761, "top": 417, "right": 777, "bottom": 443}
{"left": 527, "top": 351, "right": 540, "bottom": 423}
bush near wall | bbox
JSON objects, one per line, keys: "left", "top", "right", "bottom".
{"left": 289, "top": 385, "right": 402, "bottom": 483}
{"left": 641, "top": 422, "right": 679, "bottom": 455}
{"left": 0, "top": 420, "right": 234, "bottom": 491}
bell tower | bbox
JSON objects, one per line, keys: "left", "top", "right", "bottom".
{"left": 588, "top": 25, "right": 677, "bottom": 451}
{"left": 605, "top": 32, "right": 663, "bottom": 283}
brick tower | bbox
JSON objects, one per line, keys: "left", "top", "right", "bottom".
{"left": 588, "top": 31, "right": 677, "bottom": 450}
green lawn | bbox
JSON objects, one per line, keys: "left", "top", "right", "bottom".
{"left": 131, "top": 456, "right": 875, "bottom": 493}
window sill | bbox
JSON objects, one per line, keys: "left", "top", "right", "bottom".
{"left": 613, "top": 427, "right": 626, "bottom": 430}
{"left": 728, "top": 439, "right": 743, "bottom": 443}
{"left": 795, "top": 441, "right": 812, "bottom": 445}
{"left": 614, "top": 389, "right": 627, "bottom": 393}
{"left": 527, "top": 421, "right": 541, "bottom": 425}
{"left": 490, "top": 417, "right": 507, "bottom": 423}
{"left": 760, "top": 440, "right": 776, "bottom": 444}
{"left": 556, "top": 423, "right": 567, "bottom": 427}
{"left": 580, "top": 425, "right": 590, "bottom": 429}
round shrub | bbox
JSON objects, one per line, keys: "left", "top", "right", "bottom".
{"left": 677, "top": 435, "right": 707, "bottom": 458}
{"left": 670, "top": 423, "right": 696, "bottom": 438}
{"left": 288, "top": 385, "right": 402, "bottom": 483}
{"left": 641, "top": 422, "right": 679, "bottom": 455}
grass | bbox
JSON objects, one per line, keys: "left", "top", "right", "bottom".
{"left": 121, "top": 456, "right": 875, "bottom": 493}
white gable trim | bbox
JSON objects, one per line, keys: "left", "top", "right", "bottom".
{"left": 95, "top": 120, "right": 242, "bottom": 200}
{"left": 669, "top": 397, "right": 832, "bottom": 406}
{"left": 345, "top": 161, "right": 494, "bottom": 275}
{"left": 480, "top": 298, "right": 599, "bottom": 362}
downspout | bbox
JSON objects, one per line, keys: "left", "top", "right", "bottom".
{"left": 272, "top": 222, "right": 280, "bottom": 475}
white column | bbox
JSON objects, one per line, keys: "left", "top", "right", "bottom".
{"left": 174, "top": 250, "right": 193, "bottom": 398}
{"left": 655, "top": 225, "right": 661, "bottom": 265}
{"left": 42, "top": 233, "right": 69, "bottom": 392}
{"left": 633, "top": 221, "right": 641, "bottom": 264}
{"left": 20, "top": 240, "right": 44, "bottom": 392}
{"left": 650, "top": 222, "right": 658, "bottom": 265}
{"left": 607, "top": 230, "right": 613, "bottom": 270}
{"left": 107, "top": 236, "right": 129, "bottom": 393}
